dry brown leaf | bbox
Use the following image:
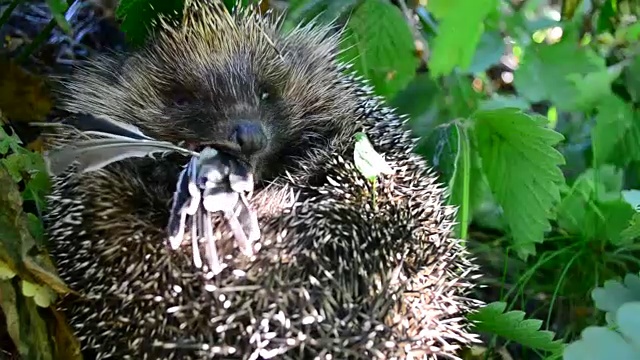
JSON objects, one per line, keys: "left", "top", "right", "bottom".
{"left": 0, "top": 58, "right": 52, "bottom": 124}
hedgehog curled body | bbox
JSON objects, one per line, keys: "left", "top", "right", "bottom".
{"left": 43, "top": 1, "right": 482, "bottom": 359}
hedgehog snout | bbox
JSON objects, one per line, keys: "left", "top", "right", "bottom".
{"left": 230, "top": 121, "right": 267, "bottom": 156}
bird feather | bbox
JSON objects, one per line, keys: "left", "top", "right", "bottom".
{"left": 44, "top": 138, "right": 196, "bottom": 176}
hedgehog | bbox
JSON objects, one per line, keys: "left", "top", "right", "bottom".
{"left": 41, "top": 1, "right": 483, "bottom": 359}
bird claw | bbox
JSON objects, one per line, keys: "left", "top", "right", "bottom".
{"left": 166, "top": 148, "right": 261, "bottom": 274}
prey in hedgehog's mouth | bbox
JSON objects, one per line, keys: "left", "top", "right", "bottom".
{"left": 166, "top": 146, "right": 260, "bottom": 275}
{"left": 34, "top": 113, "right": 262, "bottom": 276}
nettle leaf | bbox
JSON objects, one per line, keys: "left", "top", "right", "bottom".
{"left": 514, "top": 34, "right": 605, "bottom": 111}
{"left": 427, "top": 0, "right": 499, "bottom": 77}
{"left": 339, "top": 0, "right": 419, "bottom": 98}
{"left": 468, "top": 302, "right": 564, "bottom": 352}
{"left": 556, "top": 166, "right": 635, "bottom": 244}
{"left": 592, "top": 95, "right": 640, "bottom": 166}
{"left": 473, "top": 108, "right": 565, "bottom": 259}
{"left": 116, "top": 0, "right": 184, "bottom": 47}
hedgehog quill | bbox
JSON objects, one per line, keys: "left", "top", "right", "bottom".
{"left": 41, "top": 0, "right": 484, "bottom": 359}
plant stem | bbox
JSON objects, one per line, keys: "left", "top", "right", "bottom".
{"left": 0, "top": 0, "right": 24, "bottom": 28}
{"left": 16, "top": 18, "right": 56, "bottom": 64}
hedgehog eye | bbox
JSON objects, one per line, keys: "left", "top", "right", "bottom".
{"left": 261, "top": 92, "right": 270, "bottom": 100}
{"left": 173, "top": 94, "right": 191, "bottom": 106}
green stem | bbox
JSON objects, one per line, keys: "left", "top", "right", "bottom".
{"left": 16, "top": 18, "right": 57, "bottom": 64}
{"left": 0, "top": 0, "right": 24, "bottom": 28}
{"left": 372, "top": 179, "right": 378, "bottom": 209}
{"left": 459, "top": 125, "right": 471, "bottom": 242}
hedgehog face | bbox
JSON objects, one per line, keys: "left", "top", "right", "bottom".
{"left": 58, "top": 7, "right": 361, "bottom": 182}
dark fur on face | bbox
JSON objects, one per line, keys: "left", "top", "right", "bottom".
{"left": 54, "top": 1, "right": 359, "bottom": 181}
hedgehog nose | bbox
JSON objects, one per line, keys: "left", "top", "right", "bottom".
{"left": 231, "top": 122, "right": 267, "bottom": 156}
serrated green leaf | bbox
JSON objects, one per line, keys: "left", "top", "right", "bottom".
{"left": 468, "top": 302, "right": 564, "bottom": 352}
{"left": 616, "top": 302, "right": 640, "bottom": 346}
{"left": 563, "top": 326, "right": 637, "bottom": 360}
{"left": 514, "top": 36, "right": 605, "bottom": 111}
{"left": 473, "top": 109, "right": 565, "bottom": 258}
{"left": 592, "top": 274, "right": 640, "bottom": 315}
{"left": 591, "top": 95, "right": 639, "bottom": 166}
{"left": 556, "top": 166, "right": 635, "bottom": 244}
{"left": 428, "top": 0, "right": 499, "bottom": 77}
{"left": 0, "top": 127, "right": 23, "bottom": 155}
{"left": 338, "top": 0, "right": 419, "bottom": 98}
{"left": 116, "top": 0, "right": 184, "bottom": 47}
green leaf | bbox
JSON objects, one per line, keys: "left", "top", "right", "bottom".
{"left": 0, "top": 127, "right": 23, "bottom": 155}
{"left": 624, "top": 56, "right": 640, "bottom": 103}
{"left": 561, "top": 0, "right": 584, "bottom": 20}
{"left": 463, "top": 30, "right": 506, "bottom": 75}
{"left": 556, "top": 166, "right": 635, "bottom": 244}
{"left": 26, "top": 213, "right": 45, "bottom": 246}
{"left": 563, "top": 326, "right": 638, "bottom": 360}
{"left": 591, "top": 95, "right": 640, "bottom": 166}
{"left": 616, "top": 302, "right": 640, "bottom": 346}
{"left": 467, "top": 302, "right": 564, "bottom": 352}
{"left": 421, "top": 121, "right": 487, "bottom": 238}
{"left": 21, "top": 280, "right": 56, "bottom": 308}
{"left": 45, "top": 0, "right": 72, "bottom": 34}
{"left": 567, "top": 66, "right": 623, "bottom": 111}
{"left": 23, "top": 170, "right": 52, "bottom": 219}
{"left": 592, "top": 274, "right": 640, "bottom": 316}
{"left": 338, "top": 0, "right": 419, "bottom": 98}
{"left": 621, "top": 213, "right": 640, "bottom": 243}
{"left": 0, "top": 260, "right": 16, "bottom": 280}
{"left": 479, "top": 95, "right": 530, "bottom": 111}
{"left": 0, "top": 280, "right": 55, "bottom": 360}
{"left": 473, "top": 109, "right": 565, "bottom": 258}
{"left": 427, "top": 0, "right": 499, "bottom": 77}
{"left": 116, "top": 0, "right": 185, "bottom": 47}
{"left": 514, "top": 35, "right": 606, "bottom": 111}
{"left": 442, "top": 74, "right": 483, "bottom": 119}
